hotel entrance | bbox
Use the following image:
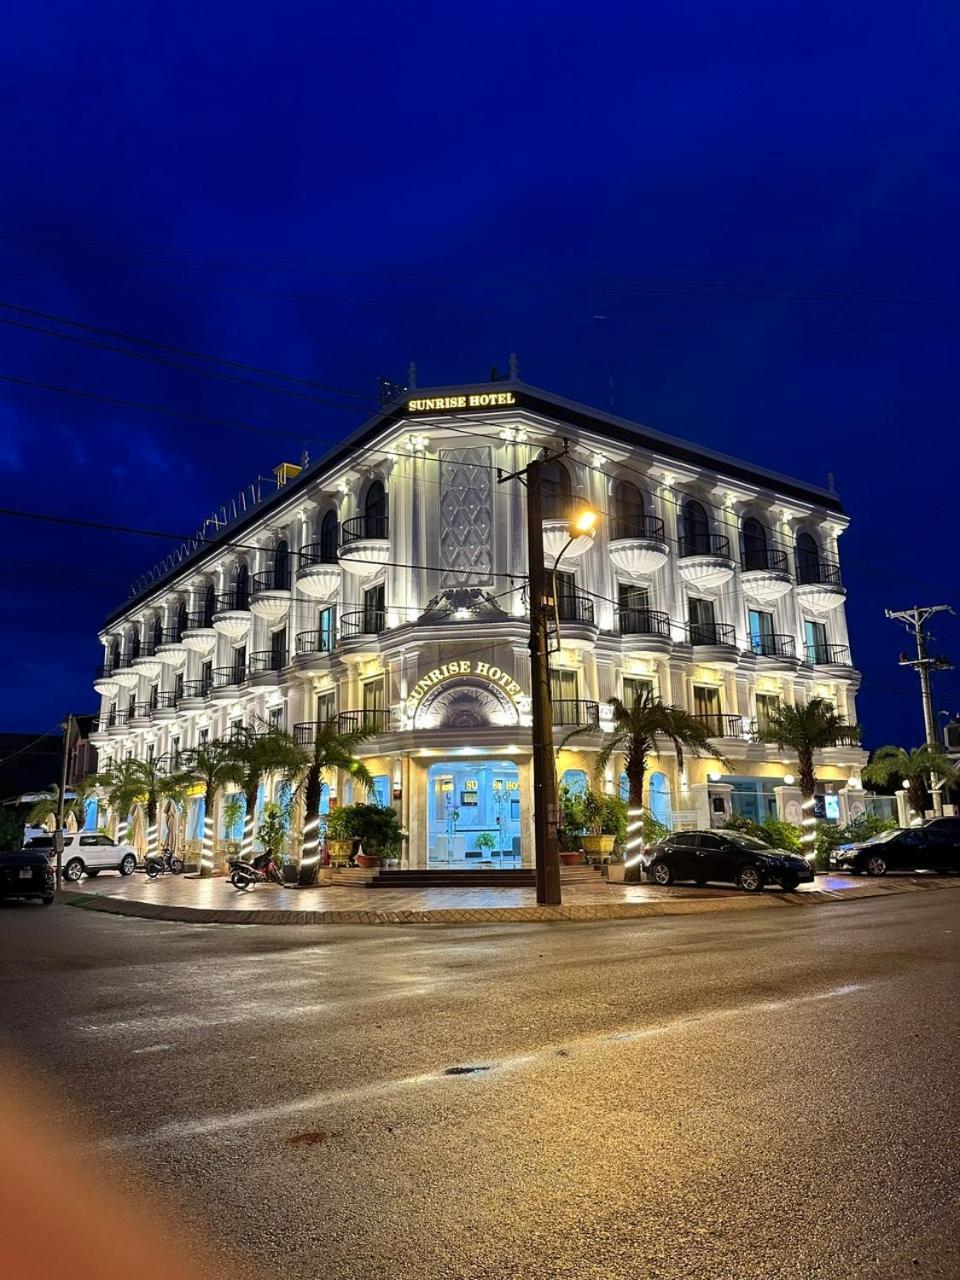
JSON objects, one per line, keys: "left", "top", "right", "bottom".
{"left": 426, "top": 760, "right": 522, "bottom": 868}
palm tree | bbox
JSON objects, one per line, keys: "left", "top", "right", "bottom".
{"left": 97, "top": 757, "right": 187, "bottom": 859}
{"left": 26, "top": 776, "right": 96, "bottom": 832}
{"left": 758, "top": 697, "right": 859, "bottom": 858}
{"left": 298, "top": 720, "right": 374, "bottom": 885}
{"left": 863, "top": 744, "right": 957, "bottom": 821}
{"left": 176, "top": 738, "right": 245, "bottom": 875}
{"left": 233, "top": 723, "right": 307, "bottom": 859}
{"left": 565, "top": 688, "right": 718, "bottom": 859}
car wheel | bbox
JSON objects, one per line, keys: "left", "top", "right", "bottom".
{"left": 650, "top": 860, "right": 674, "bottom": 886}
{"left": 737, "top": 863, "right": 764, "bottom": 893}
{"left": 63, "top": 858, "right": 84, "bottom": 882}
{"left": 865, "top": 855, "right": 887, "bottom": 877}
{"left": 119, "top": 854, "right": 137, "bottom": 876}
{"left": 85, "top": 869, "right": 100, "bottom": 877}
{"left": 780, "top": 875, "right": 799, "bottom": 892}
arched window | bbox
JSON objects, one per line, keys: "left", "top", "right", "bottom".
{"left": 742, "top": 517, "right": 769, "bottom": 571}
{"left": 319, "top": 509, "right": 338, "bottom": 563}
{"left": 363, "top": 480, "right": 387, "bottom": 538}
{"left": 796, "top": 531, "right": 821, "bottom": 584}
{"left": 130, "top": 627, "right": 141, "bottom": 660}
{"left": 176, "top": 601, "right": 188, "bottom": 640}
{"left": 235, "top": 562, "right": 250, "bottom": 608}
{"left": 682, "top": 499, "right": 710, "bottom": 555}
{"left": 203, "top": 583, "right": 216, "bottom": 627}
{"left": 273, "top": 539, "right": 290, "bottom": 590}
{"left": 152, "top": 616, "right": 164, "bottom": 650}
{"left": 540, "top": 459, "right": 572, "bottom": 520}
{"left": 612, "top": 481, "right": 645, "bottom": 539}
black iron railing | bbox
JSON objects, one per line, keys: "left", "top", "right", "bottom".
{"left": 94, "top": 663, "right": 118, "bottom": 681}
{"left": 132, "top": 640, "right": 158, "bottom": 658}
{"left": 212, "top": 664, "right": 246, "bottom": 689}
{"left": 129, "top": 702, "right": 153, "bottom": 719}
{"left": 150, "top": 627, "right": 182, "bottom": 647}
{"left": 295, "top": 628, "right": 337, "bottom": 655}
{"left": 214, "top": 591, "right": 250, "bottom": 614}
{"left": 749, "top": 632, "right": 796, "bottom": 658}
{"left": 616, "top": 607, "right": 671, "bottom": 638}
{"left": 555, "top": 591, "right": 595, "bottom": 625}
{"left": 248, "top": 649, "right": 287, "bottom": 674}
{"left": 153, "top": 691, "right": 178, "bottom": 710}
{"left": 340, "top": 514, "right": 389, "bottom": 544}
{"left": 609, "top": 514, "right": 666, "bottom": 542}
{"left": 252, "top": 567, "right": 291, "bottom": 593}
{"left": 830, "top": 729, "right": 862, "bottom": 747}
{"left": 796, "top": 556, "right": 843, "bottom": 587}
{"left": 104, "top": 708, "right": 128, "bottom": 728}
{"left": 805, "top": 642, "right": 852, "bottom": 666}
{"left": 552, "top": 699, "right": 600, "bottom": 728}
{"left": 182, "top": 610, "right": 213, "bottom": 632}
{"left": 337, "top": 709, "right": 390, "bottom": 735}
{"left": 678, "top": 532, "right": 731, "bottom": 559}
{"left": 178, "top": 678, "right": 212, "bottom": 701}
{"left": 341, "top": 609, "right": 387, "bottom": 639}
{"left": 694, "top": 713, "right": 745, "bottom": 738}
{"left": 686, "top": 620, "right": 736, "bottom": 646}
{"left": 741, "top": 545, "right": 791, "bottom": 574}
{"left": 299, "top": 540, "right": 339, "bottom": 567}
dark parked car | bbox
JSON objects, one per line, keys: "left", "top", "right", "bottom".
{"left": 643, "top": 830, "right": 814, "bottom": 892}
{"left": 0, "top": 848, "right": 56, "bottom": 905}
{"left": 830, "top": 819, "right": 960, "bottom": 876}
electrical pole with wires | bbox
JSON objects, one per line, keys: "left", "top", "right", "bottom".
{"left": 885, "top": 605, "right": 955, "bottom": 816}
{"left": 53, "top": 713, "right": 73, "bottom": 890}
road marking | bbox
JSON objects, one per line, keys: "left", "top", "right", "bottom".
{"left": 103, "top": 982, "right": 867, "bottom": 1150}
{"left": 132, "top": 1043, "right": 173, "bottom": 1055}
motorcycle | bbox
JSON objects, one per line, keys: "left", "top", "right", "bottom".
{"left": 145, "top": 845, "right": 185, "bottom": 879}
{"left": 228, "top": 850, "right": 283, "bottom": 890}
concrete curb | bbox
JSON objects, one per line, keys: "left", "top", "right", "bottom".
{"left": 58, "top": 877, "right": 959, "bottom": 928}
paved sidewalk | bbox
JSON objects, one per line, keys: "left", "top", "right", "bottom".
{"left": 58, "top": 870, "right": 960, "bottom": 926}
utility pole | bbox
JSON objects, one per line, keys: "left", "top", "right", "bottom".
{"left": 885, "top": 605, "right": 954, "bottom": 817}
{"left": 54, "top": 713, "right": 73, "bottom": 890}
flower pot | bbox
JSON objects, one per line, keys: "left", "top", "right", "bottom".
{"left": 582, "top": 834, "right": 616, "bottom": 857}
{"left": 606, "top": 862, "right": 627, "bottom": 882}
{"left": 355, "top": 851, "right": 381, "bottom": 869}
{"left": 327, "top": 838, "right": 353, "bottom": 867}
{"left": 560, "top": 850, "right": 584, "bottom": 866}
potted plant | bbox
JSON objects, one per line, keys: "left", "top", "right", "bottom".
{"left": 474, "top": 831, "right": 497, "bottom": 863}
{"left": 558, "top": 784, "right": 587, "bottom": 854}
{"left": 580, "top": 790, "right": 618, "bottom": 859}
{"left": 323, "top": 806, "right": 354, "bottom": 866}
{"left": 257, "top": 801, "right": 296, "bottom": 882}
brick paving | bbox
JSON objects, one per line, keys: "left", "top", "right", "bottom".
{"left": 57, "top": 869, "right": 960, "bottom": 926}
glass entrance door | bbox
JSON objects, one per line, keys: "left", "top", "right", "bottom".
{"left": 427, "top": 760, "right": 521, "bottom": 868}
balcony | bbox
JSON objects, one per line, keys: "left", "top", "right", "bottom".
{"left": 552, "top": 699, "right": 600, "bottom": 729}
{"left": 338, "top": 515, "right": 390, "bottom": 579}
{"left": 806, "top": 642, "right": 855, "bottom": 671}
{"left": 212, "top": 591, "right": 252, "bottom": 640}
{"left": 740, "top": 545, "right": 793, "bottom": 604}
{"left": 211, "top": 664, "right": 246, "bottom": 695}
{"left": 177, "top": 678, "right": 212, "bottom": 705}
{"left": 542, "top": 518, "right": 595, "bottom": 567}
{"left": 677, "top": 533, "right": 736, "bottom": 590}
{"left": 181, "top": 610, "right": 218, "bottom": 656}
{"left": 683, "top": 620, "right": 739, "bottom": 669}
{"left": 248, "top": 648, "right": 288, "bottom": 677}
{"left": 152, "top": 690, "right": 178, "bottom": 719}
{"left": 795, "top": 557, "right": 846, "bottom": 613}
{"left": 608, "top": 515, "right": 669, "bottom": 578}
{"left": 296, "top": 541, "right": 341, "bottom": 600}
{"left": 340, "top": 609, "right": 387, "bottom": 641}
{"left": 616, "top": 606, "right": 673, "bottom": 656}
{"left": 105, "top": 708, "right": 128, "bottom": 734}
{"left": 748, "top": 632, "right": 798, "bottom": 670}
{"left": 250, "top": 568, "right": 292, "bottom": 623}
{"left": 694, "top": 713, "right": 747, "bottom": 739}
{"left": 128, "top": 701, "right": 153, "bottom": 726}
{"left": 110, "top": 651, "right": 140, "bottom": 689}
{"left": 295, "top": 710, "right": 390, "bottom": 746}
{"left": 295, "top": 627, "right": 337, "bottom": 657}
{"left": 93, "top": 664, "right": 120, "bottom": 696}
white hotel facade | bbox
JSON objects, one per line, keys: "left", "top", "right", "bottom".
{"left": 91, "top": 374, "right": 868, "bottom": 865}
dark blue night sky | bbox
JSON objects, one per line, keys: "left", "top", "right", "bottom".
{"left": 1, "top": 1, "right": 958, "bottom": 743}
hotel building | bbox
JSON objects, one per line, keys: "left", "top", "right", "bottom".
{"left": 90, "top": 371, "right": 868, "bottom": 865}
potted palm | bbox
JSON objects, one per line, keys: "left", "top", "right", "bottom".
{"left": 297, "top": 720, "right": 374, "bottom": 885}
{"left": 474, "top": 831, "right": 497, "bottom": 863}
{"left": 580, "top": 790, "right": 615, "bottom": 859}
{"left": 323, "top": 806, "right": 354, "bottom": 866}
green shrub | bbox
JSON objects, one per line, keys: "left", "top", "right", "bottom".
{"left": 325, "top": 803, "right": 405, "bottom": 859}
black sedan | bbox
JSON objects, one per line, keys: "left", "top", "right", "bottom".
{"left": 643, "top": 830, "right": 814, "bottom": 892}
{"left": 0, "top": 848, "right": 55, "bottom": 904}
{"left": 830, "top": 821, "right": 960, "bottom": 876}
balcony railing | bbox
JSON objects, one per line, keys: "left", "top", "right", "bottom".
{"left": 694, "top": 713, "right": 745, "bottom": 738}
{"left": 678, "top": 532, "right": 731, "bottom": 559}
{"left": 341, "top": 609, "right": 387, "bottom": 639}
{"left": 150, "top": 627, "right": 182, "bottom": 647}
{"left": 741, "top": 545, "right": 791, "bottom": 574}
{"left": 183, "top": 609, "right": 215, "bottom": 632}
{"left": 104, "top": 709, "right": 128, "bottom": 729}
{"left": 609, "top": 514, "right": 666, "bottom": 542}
{"left": 248, "top": 649, "right": 288, "bottom": 674}
{"left": 685, "top": 620, "right": 737, "bottom": 647}
{"left": 552, "top": 699, "right": 600, "bottom": 728}
{"left": 212, "top": 664, "right": 246, "bottom": 689}
{"left": 252, "top": 567, "right": 292, "bottom": 593}
{"left": 796, "top": 556, "right": 843, "bottom": 587}
{"left": 153, "top": 691, "right": 178, "bottom": 710}
{"left": 806, "top": 642, "right": 852, "bottom": 666}
{"left": 130, "top": 702, "right": 153, "bottom": 720}
{"left": 340, "top": 514, "right": 388, "bottom": 544}
{"left": 94, "top": 663, "right": 118, "bottom": 681}
{"left": 749, "top": 632, "right": 796, "bottom": 659}
{"left": 299, "top": 540, "right": 339, "bottom": 567}
{"left": 214, "top": 591, "right": 250, "bottom": 614}
{"left": 554, "top": 592, "right": 595, "bottom": 625}
{"left": 178, "top": 678, "right": 212, "bottom": 701}
{"left": 295, "top": 627, "right": 337, "bottom": 655}
{"left": 830, "top": 729, "right": 862, "bottom": 747}
{"left": 616, "top": 607, "right": 671, "bottom": 638}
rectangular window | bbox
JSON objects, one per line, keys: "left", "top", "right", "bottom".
{"left": 316, "top": 690, "right": 336, "bottom": 724}
{"left": 128, "top": 693, "right": 136, "bottom": 717}
{"left": 362, "top": 677, "right": 385, "bottom": 713}
{"left": 363, "top": 583, "right": 385, "bottom": 633}
{"left": 693, "top": 685, "right": 721, "bottom": 720}
{"left": 270, "top": 629, "right": 286, "bottom": 668}
{"left": 688, "top": 598, "right": 716, "bottom": 644}
{"left": 618, "top": 583, "right": 650, "bottom": 613}
{"left": 233, "top": 645, "right": 246, "bottom": 680}
{"left": 174, "top": 672, "right": 184, "bottom": 701}
{"left": 622, "top": 676, "right": 653, "bottom": 708}
{"left": 268, "top": 706, "right": 283, "bottom": 730}
{"left": 170, "top": 736, "right": 180, "bottom": 768}
{"left": 317, "top": 605, "right": 336, "bottom": 652}
{"left": 200, "top": 660, "right": 213, "bottom": 693}
{"left": 755, "top": 694, "right": 781, "bottom": 734}
{"left": 198, "top": 728, "right": 209, "bottom": 747}
{"left": 748, "top": 608, "right": 775, "bottom": 655}
{"left": 149, "top": 684, "right": 159, "bottom": 709}
{"left": 550, "top": 668, "right": 578, "bottom": 704}
{"left": 804, "top": 619, "right": 828, "bottom": 663}
{"left": 554, "top": 570, "right": 578, "bottom": 621}
{"left": 146, "top": 743, "right": 155, "bottom": 763}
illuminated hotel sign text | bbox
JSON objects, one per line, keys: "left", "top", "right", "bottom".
{"left": 407, "top": 391, "right": 517, "bottom": 413}
{"left": 405, "top": 659, "right": 524, "bottom": 712}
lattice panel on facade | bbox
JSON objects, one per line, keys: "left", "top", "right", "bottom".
{"left": 439, "top": 447, "right": 493, "bottom": 587}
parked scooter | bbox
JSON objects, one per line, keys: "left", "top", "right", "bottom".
{"left": 145, "top": 844, "right": 185, "bottom": 879}
{"left": 227, "top": 849, "right": 283, "bottom": 890}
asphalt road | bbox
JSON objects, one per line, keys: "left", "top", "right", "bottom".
{"left": 2, "top": 893, "right": 959, "bottom": 1279}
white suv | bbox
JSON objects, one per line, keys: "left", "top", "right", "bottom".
{"left": 25, "top": 833, "right": 138, "bottom": 881}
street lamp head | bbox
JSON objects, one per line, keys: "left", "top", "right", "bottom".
{"left": 570, "top": 507, "right": 600, "bottom": 537}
